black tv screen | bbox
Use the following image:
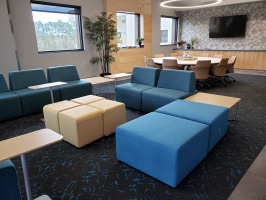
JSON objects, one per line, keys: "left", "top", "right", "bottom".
{"left": 209, "top": 15, "right": 247, "bottom": 38}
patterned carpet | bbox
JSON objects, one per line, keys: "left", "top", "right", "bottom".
{"left": 0, "top": 74, "right": 266, "bottom": 200}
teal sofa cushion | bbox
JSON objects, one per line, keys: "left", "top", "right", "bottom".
{"left": 115, "top": 83, "right": 154, "bottom": 110}
{"left": 157, "top": 70, "right": 196, "bottom": 92}
{"left": 131, "top": 67, "right": 160, "bottom": 87}
{"left": 47, "top": 65, "right": 80, "bottom": 82}
{"left": 9, "top": 69, "right": 47, "bottom": 91}
{"left": 0, "top": 74, "right": 9, "bottom": 93}
{"left": 156, "top": 100, "right": 229, "bottom": 152}
{"left": 142, "top": 87, "right": 197, "bottom": 112}
{"left": 116, "top": 112, "right": 209, "bottom": 187}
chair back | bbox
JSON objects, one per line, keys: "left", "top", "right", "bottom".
{"left": 213, "top": 54, "right": 223, "bottom": 59}
{"left": 200, "top": 52, "right": 209, "bottom": 57}
{"left": 154, "top": 54, "right": 164, "bottom": 58}
{"left": 157, "top": 70, "right": 196, "bottom": 92}
{"left": 146, "top": 58, "right": 162, "bottom": 70}
{"left": 227, "top": 56, "right": 237, "bottom": 73}
{"left": 212, "top": 58, "right": 229, "bottom": 77}
{"left": 131, "top": 67, "right": 161, "bottom": 87}
{"left": 171, "top": 53, "right": 178, "bottom": 57}
{"left": 47, "top": 65, "right": 80, "bottom": 82}
{"left": 194, "top": 60, "right": 211, "bottom": 80}
{"left": 0, "top": 74, "right": 9, "bottom": 93}
{"left": 9, "top": 69, "right": 47, "bottom": 91}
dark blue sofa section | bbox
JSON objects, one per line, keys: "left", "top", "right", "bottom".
{"left": 142, "top": 69, "right": 197, "bottom": 112}
{"left": 115, "top": 67, "right": 160, "bottom": 110}
{"left": 0, "top": 160, "right": 21, "bottom": 200}
{"left": 9, "top": 69, "right": 61, "bottom": 116}
{"left": 0, "top": 74, "right": 22, "bottom": 122}
{"left": 47, "top": 65, "right": 92, "bottom": 100}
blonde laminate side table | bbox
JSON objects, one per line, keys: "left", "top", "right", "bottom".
{"left": 0, "top": 129, "right": 63, "bottom": 200}
{"left": 184, "top": 92, "right": 241, "bottom": 120}
{"left": 29, "top": 82, "right": 67, "bottom": 103}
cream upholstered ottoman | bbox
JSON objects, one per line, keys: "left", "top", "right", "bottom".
{"left": 58, "top": 105, "right": 103, "bottom": 148}
{"left": 43, "top": 100, "right": 80, "bottom": 133}
{"left": 88, "top": 99, "right": 126, "bottom": 136}
{"left": 71, "top": 95, "right": 104, "bottom": 105}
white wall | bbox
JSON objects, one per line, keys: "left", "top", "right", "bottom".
{"left": 0, "top": 0, "right": 19, "bottom": 85}
{"left": 6, "top": 0, "right": 104, "bottom": 79}
{"left": 152, "top": 0, "right": 179, "bottom": 57}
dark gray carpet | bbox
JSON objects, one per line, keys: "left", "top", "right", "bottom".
{"left": 0, "top": 74, "right": 265, "bottom": 200}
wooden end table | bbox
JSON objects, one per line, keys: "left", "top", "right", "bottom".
{"left": 29, "top": 82, "right": 67, "bottom": 103}
{"left": 184, "top": 92, "right": 241, "bottom": 120}
{"left": 0, "top": 129, "right": 63, "bottom": 200}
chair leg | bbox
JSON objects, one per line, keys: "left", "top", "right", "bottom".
{"left": 226, "top": 75, "right": 236, "bottom": 82}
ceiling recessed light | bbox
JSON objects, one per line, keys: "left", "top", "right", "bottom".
{"left": 160, "top": 0, "right": 222, "bottom": 9}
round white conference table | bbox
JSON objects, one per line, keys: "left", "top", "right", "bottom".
{"left": 153, "top": 57, "right": 221, "bottom": 65}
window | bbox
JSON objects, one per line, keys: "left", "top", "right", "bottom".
{"left": 31, "top": 1, "right": 83, "bottom": 52}
{"left": 116, "top": 12, "right": 140, "bottom": 48}
{"left": 160, "top": 16, "right": 178, "bottom": 45}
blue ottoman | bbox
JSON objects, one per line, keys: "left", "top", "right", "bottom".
{"left": 116, "top": 112, "right": 209, "bottom": 187}
{"left": 155, "top": 100, "right": 229, "bottom": 152}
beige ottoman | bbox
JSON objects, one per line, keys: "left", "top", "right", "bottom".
{"left": 88, "top": 99, "right": 126, "bottom": 136}
{"left": 59, "top": 105, "right": 103, "bottom": 148}
{"left": 43, "top": 101, "right": 80, "bottom": 133}
{"left": 71, "top": 95, "right": 104, "bottom": 105}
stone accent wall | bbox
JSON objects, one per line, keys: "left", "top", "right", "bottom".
{"left": 179, "top": 1, "right": 266, "bottom": 50}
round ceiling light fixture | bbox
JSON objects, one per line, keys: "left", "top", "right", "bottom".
{"left": 160, "top": 0, "right": 222, "bottom": 9}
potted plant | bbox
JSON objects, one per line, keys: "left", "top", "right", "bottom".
{"left": 137, "top": 37, "right": 144, "bottom": 47}
{"left": 174, "top": 40, "right": 186, "bottom": 49}
{"left": 83, "top": 12, "right": 119, "bottom": 77}
{"left": 190, "top": 37, "right": 196, "bottom": 49}
{"left": 187, "top": 43, "right": 191, "bottom": 49}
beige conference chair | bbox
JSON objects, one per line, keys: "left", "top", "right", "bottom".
{"left": 225, "top": 56, "right": 237, "bottom": 82}
{"left": 211, "top": 58, "right": 229, "bottom": 87}
{"left": 145, "top": 58, "right": 162, "bottom": 70}
{"left": 162, "top": 59, "right": 184, "bottom": 70}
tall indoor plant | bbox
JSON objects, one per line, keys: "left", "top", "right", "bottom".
{"left": 83, "top": 12, "right": 119, "bottom": 76}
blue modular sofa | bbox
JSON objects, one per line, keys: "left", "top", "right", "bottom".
{"left": 116, "top": 100, "right": 229, "bottom": 187}
{"left": 115, "top": 67, "right": 197, "bottom": 112}
{"left": 47, "top": 65, "right": 92, "bottom": 100}
{"left": 115, "top": 67, "right": 161, "bottom": 110}
{"left": 142, "top": 69, "right": 197, "bottom": 112}
{"left": 0, "top": 160, "right": 21, "bottom": 200}
{"left": 9, "top": 69, "right": 61, "bottom": 116}
{"left": 0, "top": 74, "right": 22, "bottom": 122}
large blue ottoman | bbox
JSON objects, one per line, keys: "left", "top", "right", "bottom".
{"left": 155, "top": 100, "right": 229, "bottom": 152}
{"left": 116, "top": 112, "right": 209, "bottom": 187}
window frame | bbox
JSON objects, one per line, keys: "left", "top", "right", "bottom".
{"left": 116, "top": 11, "right": 141, "bottom": 49}
{"left": 160, "top": 15, "right": 179, "bottom": 46}
{"left": 31, "top": 0, "right": 84, "bottom": 53}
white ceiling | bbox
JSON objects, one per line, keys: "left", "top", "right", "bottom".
{"left": 160, "top": 0, "right": 265, "bottom": 11}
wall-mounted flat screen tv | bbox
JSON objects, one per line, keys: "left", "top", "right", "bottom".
{"left": 209, "top": 15, "right": 247, "bottom": 38}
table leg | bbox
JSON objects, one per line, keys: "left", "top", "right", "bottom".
{"left": 49, "top": 87, "right": 54, "bottom": 103}
{"left": 21, "top": 154, "right": 33, "bottom": 200}
{"left": 115, "top": 78, "right": 117, "bottom": 86}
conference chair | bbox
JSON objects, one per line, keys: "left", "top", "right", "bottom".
{"left": 211, "top": 58, "right": 229, "bottom": 87}
{"left": 145, "top": 58, "right": 162, "bottom": 70}
{"left": 187, "top": 60, "right": 211, "bottom": 89}
{"left": 162, "top": 59, "right": 184, "bottom": 70}
{"left": 154, "top": 54, "right": 164, "bottom": 58}
{"left": 171, "top": 53, "right": 178, "bottom": 57}
{"left": 213, "top": 54, "right": 223, "bottom": 59}
{"left": 225, "top": 56, "right": 237, "bottom": 82}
